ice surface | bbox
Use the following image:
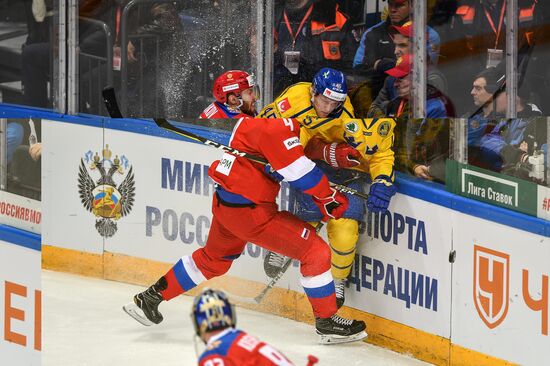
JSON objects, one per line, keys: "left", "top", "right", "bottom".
{"left": 42, "top": 270, "right": 431, "bottom": 366}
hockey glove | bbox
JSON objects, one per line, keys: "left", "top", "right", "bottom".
{"left": 305, "top": 137, "right": 361, "bottom": 168}
{"left": 264, "top": 164, "right": 284, "bottom": 182}
{"left": 367, "top": 178, "right": 397, "bottom": 213}
{"left": 313, "top": 187, "right": 349, "bottom": 221}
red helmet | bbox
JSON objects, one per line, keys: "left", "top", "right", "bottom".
{"left": 212, "top": 70, "right": 257, "bottom": 104}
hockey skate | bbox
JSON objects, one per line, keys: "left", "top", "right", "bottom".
{"left": 123, "top": 277, "right": 166, "bottom": 326}
{"left": 263, "top": 251, "right": 289, "bottom": 278}
{"left": 334, "top": 278, "right": 346, "bottom": 309}
{"left": 315, "top": 315, "right": 367, "bottom": 345}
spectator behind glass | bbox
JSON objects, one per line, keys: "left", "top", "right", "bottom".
{"left": 273, "top": 0, "right": 358, "bottom": 96}
{"left": 365, "top": 20, "right": 446, "bottom": 118}
{"left": 384, "top": 54, "right": 453, "bottom": 183}
{"left": 478, "top": 108, "right": 542, "bottom": 179}
{"left": 352, "top": 0, "right": 410, "bottom": 100}
{"left": 6, "top": 123, "right": 24, "bottom": 165}
{"left": 21, "top": 0, "right": 115, "bottom": 109}
{"left": 429, "top": 0, "right": 543, "bottom": 116}
{"left": 8, "top": 119, "right": 41, "bottom": 200}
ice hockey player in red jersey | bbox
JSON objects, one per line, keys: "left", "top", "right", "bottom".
{"left": 192, "top": 288, "right": 307, "bottom": 366}
{"left": 123, "top": 116, "right": 367, "bottom": 344}
{"left": 199, "top": 70, "right": 259, "bottom": 118}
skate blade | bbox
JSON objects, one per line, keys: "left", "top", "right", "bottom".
{"left": 317, "top": 330, "right": 368, "bottom": 345}
{"left": 122, "top": 302, "right": 154, "bottom": 326}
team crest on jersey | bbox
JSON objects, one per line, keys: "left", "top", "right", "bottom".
{"left": 345, "top": 121, "right": 358, "bottom": 134}
{"left": 78, "top": 145, "right": 135, "bottom": 238}
{"left": 377, "top": 120, "right": 391, "bottom": 137}
{"left": 277, "top": 97, "right": 291, "bottom": 112}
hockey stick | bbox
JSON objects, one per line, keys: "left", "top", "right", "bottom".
{"left": 224, "top": 222, "right": 324, "bottom": 305}
{"left": 151, "top": 118, "right": 369, "bottom": 200}
{"left": 101, "top": 87, "right": 369, "bottom": 201}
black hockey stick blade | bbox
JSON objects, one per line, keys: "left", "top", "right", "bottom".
{"left": 102, "top": 87, "right": 123, "bottom": 118}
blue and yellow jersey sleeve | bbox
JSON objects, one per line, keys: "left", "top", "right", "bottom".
{"left": 306, "top": 118, "right": 396, "bottom": 180}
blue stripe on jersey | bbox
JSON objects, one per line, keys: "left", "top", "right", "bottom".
{"left": 173, "top": 259, "right": 198, "bottom": 291}
{"left": 303, "top": 282, "right": 335, "bottom": 299}
{"left": 288, "top": 166, "right": 324, "bottom": 192}
{"left": 290, "top": 105, "right": 314, "bottom": 118}
{"left": 340, "top": 107, "right": 353, "bottom": 118}
{"left": 216, "top": 102, "right": 241, "bottom": 118}
{"left": 199, "top": 329, "right": 242, "bottom": 360}
{"left": 308, "top": 117, "right": 335, "bottom": 130}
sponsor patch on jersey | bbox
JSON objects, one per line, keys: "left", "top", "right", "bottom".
{"left": 277, "top": 97, "right": 291, "bottom": 112}
{"left": 301, "top": 227, "right": 310, "bottom": 240}
{"left": 283, "top": 137, "right": 300, "bottom": 150}
{"left": 345, "top": 121, "right": 358, "bottom": 133}
{"left": 323, "top": 88, "right": 346, "bottom": 102}
{"left": 377, "top": 120, "right": 391, "bottom": 137}
{"left": 215, "top": 153, "right": 236, "bottom": 176}
{"left": 204, "top": 103, "right": 218, "bottom": 118}
{"left": 222, "top": 83, "right": 240, "bottom": 92}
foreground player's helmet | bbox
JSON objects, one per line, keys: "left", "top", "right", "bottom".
{"left": 212, "top": 70, "right": 258, "bottom": 104}
{"left": 191, "top": 288, "right": 236, "bottom": 337}
{"left": 312, "top": 68, "right": 347, "bottom": 102}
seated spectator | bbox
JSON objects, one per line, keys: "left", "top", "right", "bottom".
{"left": 383, "top": 54, "right": 454, "bottom": 118}
{"left": 384, "top": 54, "right": 452, "bottom": 183}
{"left": 6, "top": 122, "right": 24, "bottom": 164}
{"left": 7, "top": 119, "right": 41, "bottom": 200}
{"left": 352, "top": 0, "right": 410, "bottom": 100}
{"left": 466, "top": 67, "right": 502, "bottom": 162}
{"left": 478, "top": 90, "right": 542, "bottom": 176}
{"left": 366, "top": 20, "right": 445, "bottom": 117}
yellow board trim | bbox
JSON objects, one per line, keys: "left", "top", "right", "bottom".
{"left": 42, "top": 246, "right": 517, "bottom": 366}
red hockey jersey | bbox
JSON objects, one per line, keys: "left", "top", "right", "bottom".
{"left": 208, "top": 117, "right": 332, "bottom": 204}
{"left": 199, "top": 328, "right": 295, "bottom": 366}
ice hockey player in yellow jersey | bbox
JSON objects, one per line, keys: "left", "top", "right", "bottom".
{"left": 259, "top": 68, "right": 397, "bottom": 308}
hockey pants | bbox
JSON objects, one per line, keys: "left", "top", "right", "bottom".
{"left": 160, "top": 195, "right": 337, "bottom": 318}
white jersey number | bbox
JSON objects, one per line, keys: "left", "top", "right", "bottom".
{"left": 259, "top": 345, "right": 293, "bottom": 365}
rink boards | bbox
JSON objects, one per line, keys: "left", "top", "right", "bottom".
{"left": 2, "top": 116, "right": 549, "bottom": 365}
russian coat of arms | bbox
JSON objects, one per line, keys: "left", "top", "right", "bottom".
{"left": 78, "top": 145, "right": 135, "bottom": 238}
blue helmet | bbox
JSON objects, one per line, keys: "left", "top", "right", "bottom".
{"left": 312, "top": 68, "right": 347, "bottom": 102}
{"left": 191, "top": 289, "right": 236, "bottom": 337}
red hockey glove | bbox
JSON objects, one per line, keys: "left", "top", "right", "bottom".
{"left": 305, "top": 137, "right": 361, "bottom": 168}
{"left": 313, "top": 187, "right": 349, "bottom": 221}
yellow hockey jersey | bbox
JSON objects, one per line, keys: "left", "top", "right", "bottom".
{"left": 303, "top": 118, "right": 396, "bottom": 180}
{"left": 259, "top": 82, "right": 355, "bottom": 144}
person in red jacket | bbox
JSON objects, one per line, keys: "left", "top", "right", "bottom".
{"left": 193, "top": 288, "right": 319, "bottom": 366}
{"left": 199, "top": 70, "right": 259, "bottom": 118}
{"left": 124, "top": 116, "right": 367, "bottom": 344}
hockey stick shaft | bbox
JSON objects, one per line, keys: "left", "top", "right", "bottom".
{"left": 102, "top": 87, "right": 369, "bottom": 201}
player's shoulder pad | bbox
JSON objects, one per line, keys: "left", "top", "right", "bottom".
{"left": 199, "top": 329, "right": 242, "bottom": 361}
{"left": 274, "top": 82, "right": 313, "bottom": 116}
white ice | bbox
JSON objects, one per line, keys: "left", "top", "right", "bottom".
{"left": 43, "top": 270, "right": 431, "bottom": 366}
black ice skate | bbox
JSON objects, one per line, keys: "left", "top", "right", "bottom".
{"left": 263, "top": 251, "right": 289, "bottom": 278}
{"left": 334, "top": 278, "right": 346, "bottom": 309}
{"left": 123, "top": 277, "right": 166, "bottom": 326}
{"left": 315, "top": 314, "right": 367, "bottom": 345}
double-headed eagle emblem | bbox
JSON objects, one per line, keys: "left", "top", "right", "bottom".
{"left": 78, "top": 145, "right": 135, "bottom": 237}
